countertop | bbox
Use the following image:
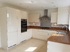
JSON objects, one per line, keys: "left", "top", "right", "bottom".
{"left": 27, "top": 26, "right": 67, "bottom": 32}
{"left": 27, "top": 26, "right": 70, "bottom": 44}
{"left": 48, "top": 34, "right": 70, "bottom": 44}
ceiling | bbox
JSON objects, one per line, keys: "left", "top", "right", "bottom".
{"left": 0, "top": 0, "right": 70, "bottom": 10}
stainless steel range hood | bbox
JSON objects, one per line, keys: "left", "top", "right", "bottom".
{"left": 39, "top": 9, "right": 51, "bottom": 27}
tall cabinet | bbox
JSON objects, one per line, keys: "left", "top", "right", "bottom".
{"left": 0, "top": 7, "right": 21, "bottom": 49}
{"left": 20, "top": 10, "right": 32, "bottom": 42}
{"left": 7, "top": 7, "right": 21, "bottom": 47}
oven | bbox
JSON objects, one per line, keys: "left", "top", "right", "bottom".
{"left": 21, "top": 19, "right": 27, "bottom": 32}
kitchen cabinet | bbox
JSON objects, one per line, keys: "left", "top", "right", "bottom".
{"left": 0, "top": 7, "right": 21, "bottom": 49}
{"left": 21, "top": 29, "right": 32, "bottom": 42}
{"left": 47, "top": 41, "right": 70, "bottom": 52}
{"left": 51, "top": 12, "right": 57, "bottom": 23}
{"left": 32, "top": 29, "right": 57, "bottom": 41}
{"left": 20, "top": 11, "right": 28, "bottom": 19}
{"left": 0, "top": 7, "right": 30, "bottom": 49}
{"left": 57, "top": 7, "right": 69, "bottom": 24}
{"left": 7, "top": 7, "right": 21, "bottom": 47}
{"left": 7, "top": 7, "right": 21, "bottom": 46}
{"left": 8, "top": 32, "right": 17, "bottom": 47}
{"left": 28, "top": 12, "right": 40, "bottom": 26}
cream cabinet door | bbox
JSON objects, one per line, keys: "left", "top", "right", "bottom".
{"left": 7, "top": 7, "right": 20, "bottom": 32}
{"left": 32, "top": 29, "right": 55, "bottom": 40}
{"left": 7, "top": 7, "right": 21, "bottom": 46}
{"left": 51, "top": 12, "right": 57, "bottom": 23}
{"left": 20, "top": 11, "right": 28, "bottom": 19}
{"left": 8, "top": 32, "right": 17, "bottom": 47}
{"left": 57, "top": 7, "right": 69, "bottom": 24}
{"left": 7, "top": 8, "right": 21, "bottom": 31}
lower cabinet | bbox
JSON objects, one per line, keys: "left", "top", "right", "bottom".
{"left": 21, "top": 29, "right": 32, "bottom": 41}
{"left": 47, "top": 41, "right": 70, "bottom": 52}
{"left": 32, "top": 29, "right": 56, "bottom": 40}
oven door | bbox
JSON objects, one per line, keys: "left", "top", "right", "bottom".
{"left": 21, "top": 19, "right": 27, "bottom": 32}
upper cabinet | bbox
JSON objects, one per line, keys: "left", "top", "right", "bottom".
{"left": 7, "top": 7, "right": 21, "bottom": 32}
{"left": 28, "top": 12, "right": 40, "bottom": 26}
{"left": 20, "top": 11, "right": 28, "bottom": 19}
{"left": 51, "top": 12, "right": 57, "bottom": 23}
{"left": 57, "top": 7, "right": 69, "bottom": 24}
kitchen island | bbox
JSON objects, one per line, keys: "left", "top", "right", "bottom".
{"left": 47, "top": 33, "right": 70, "bottom": 52}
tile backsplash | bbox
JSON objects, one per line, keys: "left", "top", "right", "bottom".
{"left": 28, "top": 22, "right": 40, "bottom": 26}
{"left": 51, "top": 23, "right": 69, "bottom": 28}
{"left": 28, "top": 22, "right": 69, "bottom": 29}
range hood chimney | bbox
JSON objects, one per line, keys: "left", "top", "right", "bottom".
{"left": 44, "top": 9, "right": 48, "bottom": 16}
{"left": 39, "top": 9, "right": 51, "bottom": 27}
{"left": 41, "top": 9, "right": 50, "bottom": 20}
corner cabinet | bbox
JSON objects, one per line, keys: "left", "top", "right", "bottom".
{"left": 0, "top": 7, "right": 21, "bottom": 49}
{"left": 57, "top": 7, "right": 69, "bottom": 24}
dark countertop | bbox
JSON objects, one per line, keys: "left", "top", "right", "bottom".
{"left": 27, "top": 26, "right": 70, "bottom": 44}
{"left": 27, "top": 26, "right": 67, "bottom": 31}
